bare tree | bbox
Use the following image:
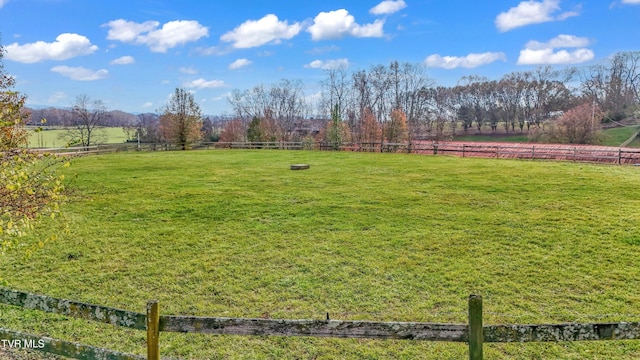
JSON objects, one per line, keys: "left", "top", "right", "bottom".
{"left": 351, "top": 69, "right": 372, "bottom": 142}
{"left": 392, "top": 62, "right": 434, "bottom": 142}
{"left": 134, "top": 113, "right": 161, "bottom": 143}
{"left": 62, "top": 94, "right": 108, "bottom": 147}
{"left": 581, "top": 51, "right": 640, "bottom": 121}
{"left": 228, "top": 80, "right": 307, "bottom": 141}
{"left": 424, "top": 87, "right": 454, "bottom": 141}
{"left": 320, "top": 65, "right": 350, "bottom": 121}
{"left": 528, "top": 66, "right": 575, "bottom": 128}
{"left": 269, "top": 79, "right": 307, "bottom": 140}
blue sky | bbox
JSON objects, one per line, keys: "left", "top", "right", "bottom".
{"left": 1, "top": 0, "right": 639, "bottom": 115}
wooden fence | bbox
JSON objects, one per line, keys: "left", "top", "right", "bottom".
{"left": 211, "top": 141, "right": 640, "bottom": 165}
{"left": 1, "top": 288, "right": 639, "bottom": 359}
{"left": 30, "top": 141, "right": 640, "bottom": 165}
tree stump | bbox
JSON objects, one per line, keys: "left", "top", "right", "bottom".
{"left": 290, "top": 164, "right": 310, "bottom": 170}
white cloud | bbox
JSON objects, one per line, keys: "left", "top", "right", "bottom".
{"left": 304, "top": 58, "right": 350, "bottom": 70}
{"left": 370, "top": 0, "right": 407, "bottom": 15}
{"left": 518, "top": 48, "right": 594, "bottom": 64}
{"left": 424, "top": 52, "right": 506, "bottom": 69}
{"left": 524, "top": 34, "right": 590, "bottom": 50}
{"left": 0, "top": 0, "right": 8, "bottom": 9}
{"left": 4, "top": 33, "right": 98, "bottom": 63}
{"left": 51, "top": 66, "right": 108, "bottom": 81}
{"left": 110, "top": 55, "right": 135, "bottom": 65}
{"left": 141, "top": 102, "right": 153, "bottom": 108}
{"left": 495, "top": 0, "right": 579, "bottom": 32}
{"left": 307, "top": 9, "right": 385, "bottom": 40}
{"left": 104, "top": 19, "right": 208, "bottom": 52}
{"left": 179, "top": 66, "right": 198, "bottom": 74}
{"left": 105, "top": 19, "right": 158, "bottom": 42}
{"left": 220, "top": 14, "right": 302, "bottom": 48}
{"left": 184, "top": 78, "right": 225, "bottom": 89}
{"left": 228, "top": 58, "right": 252, "bottom": 70}
{"left": 518, "top": 34, "right": 593, "bottom": 65}
{"left": 622, "top": 0, "right": 640, "bottom": 3}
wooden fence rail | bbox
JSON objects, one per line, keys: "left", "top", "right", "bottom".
{"left": 0, "top": 328, "right": 144, "bottom": 360}
{"left": 158, "top": 316, "right": 468, "bottom": 341}
{"left": 0, "top": 287, "right": 146, "bottom": 330}
{"left": 210, "top": 141, "right": 640, "bottom": 164}
{"left": 485, "top": 322, "right": 640, "bottom": 342}
{"left": 1, "top": 288, "right": 640, "bottom": 360}
{"left": 30, "top": 141, "right": 640, "bottom": 165}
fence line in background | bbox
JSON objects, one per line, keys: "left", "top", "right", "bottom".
{"left": 31, "top": 141, "right": 640, "bottom": 165}
{"left": 1, "top": 288, "right": 639, "bottom": 360}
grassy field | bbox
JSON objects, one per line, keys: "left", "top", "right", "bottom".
{"left": 453, "top": 126, "right": 639, "bottom": 146}
{"left": 628, "top": 137, "right": 640, "bottom": 148}
{"left": 1, "top": 150, "right": 640, "bottom": 359}
{"left": 601, "top": 126, "right": 640, "bottom": 147}
{"left": 27, "top": 127, "right": 129, "bottom": 148}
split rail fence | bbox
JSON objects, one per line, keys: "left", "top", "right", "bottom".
{"left": 211, "top": 141, "right": 640, "bottom": 165}
{"left": 1, "top": 288, "right": 639, "bottom": 359}
{"left": 33, "top": 141, "right": 640, "bottom": 165}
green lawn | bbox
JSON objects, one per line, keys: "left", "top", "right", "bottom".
{"left": 601, "top": 126, "right": 639, "bottom": 146}
{"left": 27, "top": 127, "right": 129, "bottom": 148}
{"left": 1, "top": 150, "right": 640, "bottom": 359}
{"left": 454, "top": 126, "right": 640, "bottom": 146}
{"left": 627, "top": 137, "right": 640, "bottom": 148}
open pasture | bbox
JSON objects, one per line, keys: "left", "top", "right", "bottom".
{"left": 1, "top": 150, "right": 640, "bottom": 359}
{"left": 451, "top": 125, "right": 640, "bottom": 147}
{"left": 26, "top": 127, "right": 129, "bottom": 148}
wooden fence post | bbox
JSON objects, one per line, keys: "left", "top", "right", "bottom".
{"left": 147, "top": 300, "right": 160, "bottom": 360}
{"left": 618, "top": 149, "right": 622, "bottom": 164}
{"left": 468, "top": 294, "right": 483, "bottom": 360}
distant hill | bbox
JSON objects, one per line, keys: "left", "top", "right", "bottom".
{"left": 26, "top": 107, "right": 142, "bottom": 127}
{"left": 25, "top": 106, "right": 231, "bottom": 128}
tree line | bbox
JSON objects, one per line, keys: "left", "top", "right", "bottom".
{"left": 220, "top": 51, "right": 640, "bottom": 145}
{"left": 24, "top": 51, "right": 640, "bottom": 147}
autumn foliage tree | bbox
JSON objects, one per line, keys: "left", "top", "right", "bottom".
{"left": 246, "top": 111, "right": 280, "bottom": 143}
{"left": 219, "top": 119, "right": 245, "bottom": 142}
{"left": 1, "top": 41, "right": 67, "bottom": 255}
{"left": 358, "top": 108, "right": 381, "bottom": 151}
{"left": 160, "top": 88, "right": 203, "bottom": 150}
{"left": 384, "top": 109, "right": 409, "bottom": 143}
{"left": 546, "top": 102, "right": 604, "bottom": 144}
